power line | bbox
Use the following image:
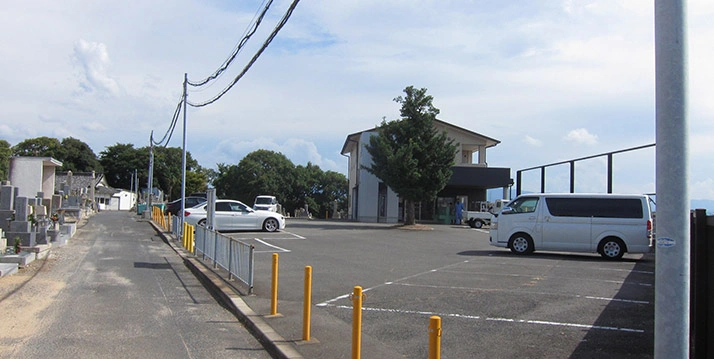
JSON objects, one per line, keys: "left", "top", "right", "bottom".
{"left": 152, "top": 96, "right": 183, "bottom": 147}
{"left": 187, "top": 0, "right": 300, "bottom": 108}
{"left": 187, "top": 0, "right": 274, "bottom": 87}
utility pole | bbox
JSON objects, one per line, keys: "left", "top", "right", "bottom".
{"left": 654, "top": 0, "right": 689, "bottom": 357}
{"left": 148, "top": 131, "right": 155, "bottom": 218}
{"left": 179, "top": 73, "right": 188, "bottom": 236}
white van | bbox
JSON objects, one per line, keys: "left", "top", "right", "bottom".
{"left": 489, "top": 193, "right": 653, "bottom": 259}
{"left": 253, "top": 195, "right": 279, "bottom": 212}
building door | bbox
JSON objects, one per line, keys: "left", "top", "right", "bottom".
{"left": 378, "top": 182, "right": 387, "bottom": 222}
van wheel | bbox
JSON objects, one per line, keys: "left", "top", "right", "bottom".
{"left": 509, "top": 233, "right": 534, "bottom": 255}
{"left": 599, "top": 237, "right": 626, "bottom": 260}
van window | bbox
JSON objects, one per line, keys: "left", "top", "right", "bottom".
{"left": 255, "top": 197, "right": 275, "bottom": 205}
{"left": 590, "top": 198, "right": 643, "bottom": 218}
{"left": 545, "top": 198, "right": 643, "bottom": 218}
{"left": 508, "top": 197, "right": 539, "bottom": 213}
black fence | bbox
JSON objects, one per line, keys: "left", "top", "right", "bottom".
{"left": 515, "top": 143, "right": 655, "bottom": 196}
{"left": 691, "top": 209, "right": 714, "bottom": 359}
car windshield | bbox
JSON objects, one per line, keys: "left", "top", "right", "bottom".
{"left": 255, "top": 197, "right": 274, "bottom": 204}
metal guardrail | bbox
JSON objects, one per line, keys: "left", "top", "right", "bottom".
{"left": 193, "top": 225, "right": 255, "bottom": 293}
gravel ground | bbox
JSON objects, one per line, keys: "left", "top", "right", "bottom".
{"left": 0, "top": 218, "right": 93, "bottom": 357}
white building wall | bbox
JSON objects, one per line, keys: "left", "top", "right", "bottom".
{"left": 356, "top": 132, "right": 400, "bottom": 223}
{"left": 9, "top": 157, "right": 61, "bottom": 199}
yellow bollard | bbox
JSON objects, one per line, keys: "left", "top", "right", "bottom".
{"left": 303, "top": 266, "right": 312, "bottom": 341}
{"left": 181, "top": 223, "right": 189, "bottom": 248}
{"left": 270, "top": 253, "right": 279, "bottom": 315}
{"left": 429, "top": 316, "right": 441, "bottom": 359}
{"left": 352, "top": 286, "right": 363, "bottom": 359}
{"left": 189, "top": 224, "right": 195, "bottom": 253}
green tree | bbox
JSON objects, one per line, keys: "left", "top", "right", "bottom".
{"left": 292, "top": 163, "right": 348, "bottom": 218}
{"left": 12, "top": 136, "right": 101, "bottom": 173}
{"left": 12, "top": 136, "right": 62, "bottom": 157}
{"left": 236, "top": 150, "right": 295, "bottom": 207}
{"left": 317, "top": 170, "right": 348, "bottom": 217}
{"left": 0, "top": 139, "right": 11, "bottom": 181}
{"left": 213, "top": 151, "right": 348, "bottom": 217}
{"left": 152, "top": 146, "right": 205, "bottom": 200}
{"left": 364, "top": 86, "right": 458, "bottom": 225}
{"left": 58, "top": 137, "right": 102, "bottom": 172}
{"left": 212, "top": 163, "right": 242, "bottom": 200}
{"left": 100, "top": 143, "right": 147, "bottom": 190}
{"left": 100, "top": 143, "right": 208, "bottom": 198}
{"left": 291, "top": 163, "right": 322, "bottom": 216}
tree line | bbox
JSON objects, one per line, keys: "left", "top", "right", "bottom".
{"left": 0, "top": 137, "right": 347, "bottom": 219}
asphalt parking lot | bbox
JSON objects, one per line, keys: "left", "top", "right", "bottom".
{"left": 224, "top": 220, "right": 654, "bottom": 358}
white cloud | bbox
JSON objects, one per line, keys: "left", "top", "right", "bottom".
{"left": 564, "top": 128, "right": 598, "bottom": 145}
{"left": 524, "top": 135, "right": 543, "bottom": 147}
{"left": 72, "top": 39, "right": 120, "bottom": 96}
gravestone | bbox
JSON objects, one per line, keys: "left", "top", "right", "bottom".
{"left": 0, "top": 185, "right": 15, "bottom": 234}
{"left": 6, "top": 196, "right": 36, "bottom": 247}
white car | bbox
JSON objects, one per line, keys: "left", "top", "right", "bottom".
{"left": 183, "top": 199, "right": 286, "bottom": 232}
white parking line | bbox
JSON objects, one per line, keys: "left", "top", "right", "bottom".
{"left": 281, "top": 230, "right": 306, "bottom": 239}
{"left": 390, "top": 282, "right": 651, "bottom": 305}
{"left": 317, "top": 260, "right": 469, "bottom": 307}
{"left": 437, "top": 269, "right": 653, "bottom": 287}
{"left": 321, "top": 304, "right": 644, "bottom": 333}
{"left": 252, "top": 238, "right": 291, "bottom": 253}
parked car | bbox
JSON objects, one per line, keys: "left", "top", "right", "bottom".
{"left": 183, "top": 199, "right": 286, "bottom": 232}
{"left": 166, "top": 196, "right": 207, "bottom": 216}
{"left": 253, "top": 195, "right": 279, "bottom": 212}
{"left": 489, "top": 193, "right": 653, "bottom": 260}
{"left": 189, "top": 192, "right": 207, "bottom": 199}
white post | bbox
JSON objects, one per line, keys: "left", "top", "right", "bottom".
{"left": 654, "top": 0, "right": 689, "bottom": 358}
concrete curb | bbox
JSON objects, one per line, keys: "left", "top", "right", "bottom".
{"left": 148, "top": 221, "right": 303, "bottom": 359}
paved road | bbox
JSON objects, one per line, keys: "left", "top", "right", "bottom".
{"left": 0, "top": 211, "right": 271, "bottom": 359}
{"left": 228, "top": 220, "right": 654, "bottom": 358}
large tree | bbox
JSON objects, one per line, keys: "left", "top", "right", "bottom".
{"left": 12, "top": 136, "right": 101, "bottom": 173}
{"left": 100, "top": 143, "right": 207, "bottom": 198}
{"left": 365, "top": 86, "right": 458, "bottom": 225}
{"left": 59, "top": 137, "right": 102, "bottom": 172}
{"left": 212, "top": 151, "right": 348, "bottom": 217}
{"left": 214, "top": 150, "right": 295, "bottom": 208}
{"left": 152, "top": 146, "right": 205, "bottom": 200}
{"left": 100, "top": 143, "right": 147, "bottom": 190}
{"left": 12, "top": 136, "right": 62, "bottom": 157}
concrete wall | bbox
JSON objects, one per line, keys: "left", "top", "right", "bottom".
{"left": 9, "top": 157, "right": 62, "bottom": 199}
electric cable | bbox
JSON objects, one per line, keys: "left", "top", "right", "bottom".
{"left": 187, "top": 0, "right": 300, "bottom": 108}
{"left": 152, "top": 96, "right": 183, "bottom": 147}
{"left": 187, "top": 0, "right": 273, "bottom": 87}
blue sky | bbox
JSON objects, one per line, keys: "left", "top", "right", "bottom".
{"left": 0, "top": 0, "right": 712, "bottom": 209}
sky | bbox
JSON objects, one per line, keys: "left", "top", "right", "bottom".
{"left": 1, "top": 0, "right": 712, "bottom": 209}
